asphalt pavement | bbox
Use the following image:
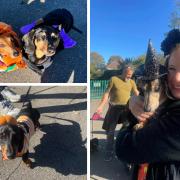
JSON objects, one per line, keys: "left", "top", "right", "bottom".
{"left": 90, "top": 100, "right": 132, "bottom": 180}
{"left": 0, "top": 86, "right": 87, "bottom": 180}
{"left": 0, "top": 0, "right": 87, "bottom": 83}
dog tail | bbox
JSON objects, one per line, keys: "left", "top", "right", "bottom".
{"left": 72, "top": 26, "right": 83, "bottom": 34}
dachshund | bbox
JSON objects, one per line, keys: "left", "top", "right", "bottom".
{"left": 0, "top": 101, "right": 40, "bottom": 168}
{"left": 21, "top": 8, "right": 82, "bottom": 75}
{"left": 0, "top": 22, "right": 26, "bottom": 72}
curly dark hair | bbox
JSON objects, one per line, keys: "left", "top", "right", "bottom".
{"left": 161, "top": 29, "right": 180, "bottom": 56}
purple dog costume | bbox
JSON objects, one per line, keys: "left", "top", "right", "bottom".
{"left": 20, "top": 21, "right": 76, "bottom": 48}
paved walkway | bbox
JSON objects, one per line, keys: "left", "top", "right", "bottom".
{"left": 0, "top": 86, "right": 87, "bottom": 180}
{"left": 90, "top": 100, "right": 132, "bottom": 180}
{"left": 0, "top": 0, "right": 87, "bottom": 83}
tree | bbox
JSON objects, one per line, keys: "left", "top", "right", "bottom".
{"left": 169, "top": 0, "right": 180, "bottom": 29}
{"left": 132, "top": 54, "right": 146, "bottom": 69}
{"left": 124, "top": 57, "right": 134, "bottom": 64}
{"left": 106, "top": 56, "right": 124, "bottom": 70}
{"left": 90, "top": 52, "right": 105, "bottom": 79}
{"left": 157, "top": 53, "right": 165, "bottom": 65}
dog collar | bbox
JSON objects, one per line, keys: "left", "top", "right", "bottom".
{"left": 20, "top": 22, "right": 76, "bottom": 48}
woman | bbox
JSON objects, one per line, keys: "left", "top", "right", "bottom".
{"left": 116, "top": 29, "right": 180, "bottom": 180}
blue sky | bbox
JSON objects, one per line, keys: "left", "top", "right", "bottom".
{"left": 91, "top": 0, "right": 175, "bottom": 62}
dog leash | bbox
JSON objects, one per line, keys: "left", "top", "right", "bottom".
{"left": 22, "top": 86, "right": 31, "bottom": 108}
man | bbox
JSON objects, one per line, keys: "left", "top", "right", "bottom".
{"left": 96, "top": 65, "right": 139, "bottom": 161}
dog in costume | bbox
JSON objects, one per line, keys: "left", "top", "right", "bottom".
{"left": 0, "top": 22, "right": 26, "bottom": 73}
{"left": 0, "top": 101, "right": 40, "bottom": 168}
{"left": 20, "top": 8, "right": 82, "bottom": 75}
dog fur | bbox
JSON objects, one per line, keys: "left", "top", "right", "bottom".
{"left": 132, "top": 64, "right": 167, "bottom": 129}
{"left": 0, "top": 101, "right": 40, "bottom": 168}
{"left": 0, "top": 22, "right": 26, "bottom": 71}
{"left": 22, "top": 26, "right": 61, "bottom": 74}
{"left": 90, "top": 138, "right": 98, "bottom": 153}
{"left": 22, "top": 8, "right": 81, "bottom": 75}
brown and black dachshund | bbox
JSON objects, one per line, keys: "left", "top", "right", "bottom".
{"left": 0, "top": 101, "right": 40, "bottom": 168}
{"left": 22, "top": 8, "right": 82, "bottom": 75}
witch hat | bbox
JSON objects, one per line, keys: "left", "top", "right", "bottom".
{"left": 135, "top": 39, "right": 167, "bottom": 80}
{"left": 143, "top": 39, "right": 159, "bottom": 80}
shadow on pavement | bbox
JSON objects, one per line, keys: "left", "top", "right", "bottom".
{"left": 27, "top": 93, "right": 87, "bottom": 100}
{"left": 42, "top": 115, "right": 84, "bottom": 123}
{"left": 37, "top": 101, "right": 87, "bottom": 113}
{"left": 91, "top": 131, "right": 106, "bottom": 135}
{"left": 32, "top": 120, "right": 87, "bottom": 175}
{"left": 90, "top": 138, "right": 132, "bottom": 180}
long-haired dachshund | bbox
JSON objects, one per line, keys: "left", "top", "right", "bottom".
{"left": 0, "top": 22, "right": 26, "bottom": 72}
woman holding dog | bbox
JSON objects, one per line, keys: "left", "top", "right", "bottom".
{"left": 116, "top": 29, "right": 180, "bottom": 180}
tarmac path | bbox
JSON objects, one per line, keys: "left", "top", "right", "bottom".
{"left": 0, "top": 86, "right": 87, "bottom": 180}
{"left": 0, "top": 0, "right": 87, "bottom": 83}
{"left": 90, "top": 100, "right": 132, "bottom": 180}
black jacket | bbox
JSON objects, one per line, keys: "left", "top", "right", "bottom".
{"left": 115, "top": 99, "right": 180, "bottom": 180}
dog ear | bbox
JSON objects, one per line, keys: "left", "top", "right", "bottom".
{"left": 57, "top": 38, "right": 64, "bottom": 50}
{"left": 22, "top": 29, "right": 36, "bottom": 54}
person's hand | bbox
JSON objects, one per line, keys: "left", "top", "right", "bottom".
{"left": 129, "top": 95, "right": 154, "bottom": 123}
{"left": 96, "top": 105, "right": 103, "bottom": 114}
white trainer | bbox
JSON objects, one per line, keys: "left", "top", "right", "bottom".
{"left": 0, "top": 100, "right": 20, "bottom": 118}
{"left": 1, "top": 87, "right": 21, "bottom": 103}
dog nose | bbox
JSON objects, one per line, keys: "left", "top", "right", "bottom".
{"left": 13, "top": 51, "right": 19, "bottom": 57}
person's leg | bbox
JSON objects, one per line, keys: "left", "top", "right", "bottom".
{"left": 1, "top": 87, "right": 21, "bottom": 102}
{"left": 104, "top": 124, "right": 116, "bottom": 161}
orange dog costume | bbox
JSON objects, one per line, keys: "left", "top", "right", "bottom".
{"left": 0, "top": 22, "right": 26, "bottom": 72}
{"left": 0, "top": 115, "right": 35, "bottom": 160}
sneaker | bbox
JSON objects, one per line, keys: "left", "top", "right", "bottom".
{"left": 104, "top": 151, "right": 114, "bottom": 162}
{"left": 1, "top": 87, "right": 21, "bottom": 102}
{"left": 0, "top": 100, "right": 20, "bottom": 118}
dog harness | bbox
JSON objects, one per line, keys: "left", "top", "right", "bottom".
{"left": 16, "top": 115, "right": 35, "bottom": 156}
{"left": 0, "top": 22, "right": 26, "bottom": 72}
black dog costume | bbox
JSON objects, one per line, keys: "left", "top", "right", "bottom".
{"left": 21, "top": 8, "right": 82, "bottom": 75}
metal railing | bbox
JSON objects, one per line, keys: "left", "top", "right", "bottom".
{"left": 90, "top": 80, "right": 109, "bottom": 99}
